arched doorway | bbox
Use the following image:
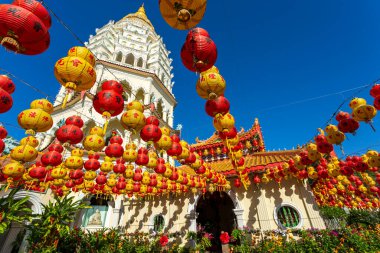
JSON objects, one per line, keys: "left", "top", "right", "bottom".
{"left": 196, "top": 191, "right": 237, "bottom": 252}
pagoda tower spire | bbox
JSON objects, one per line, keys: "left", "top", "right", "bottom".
{"left": 121, "top": 3, "right": 154, "bottom": 29}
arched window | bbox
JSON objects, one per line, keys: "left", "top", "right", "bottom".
{"left": 116, "top": 52, "right": 122, "bottom": 62}
{"left": 153, "top": 215, "right": 165, "bottom": 232}
{"left": 137, "top": 58, "right": 143, "bottom": 68}
{"left": 121, "top": 81, "right": 132, "bottom": 102}
{"left": 135, "top": 89, "right": 145, "bottom": 102}
{"left": 275, "top": 204, "right": 302, "bottom": 229}
{"left": 125, "top": 53, "right": 134, "bottom": 66}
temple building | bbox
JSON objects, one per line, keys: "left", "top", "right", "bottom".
{"left": 0, "top": 5, "right": 325, "bottom": 253}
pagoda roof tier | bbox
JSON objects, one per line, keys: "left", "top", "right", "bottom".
{"left": 178, "top": 149, "right": 301, "bottom": 176}
{"left": 192, "top": 118, "right": 265, "bottom": 151}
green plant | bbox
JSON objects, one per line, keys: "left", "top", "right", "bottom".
{"left": 230, "top": 229, "right": 251, "bottom": 253}
{"left": 347, "top": 209, "right": 380, "bottom": 227}
{"left": 26, "top": 194, "right": 90, "bottom": 252}
{"left": 195, "top": 236, "right": 211, "bottom": 252}
{"left": 319, "top": 206, "right": 348, "bottom": 220}
{"left": 0, "top": 186, "right": 33, "bottom": 234}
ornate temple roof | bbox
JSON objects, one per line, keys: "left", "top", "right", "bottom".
{"left": 121, "top": 4, "right": 154, "bottom": 30}
{"left": 192, "top": 118, "right": 265, "bottom": 151}
{"left": 178, "top": 118, "right": 301, "bottom": 176}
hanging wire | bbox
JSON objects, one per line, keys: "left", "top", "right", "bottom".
{"left": 0, "top": 68, "right": 106, "bottom": 127}
{"left": 253, "top": 84, "right": 373, "bottom": 114}
{"left": 339, "top": 142, "right": 380, "bottom": 159}
{"left": 41, "top": 1, "right": 151, "bottom": 99}
{"left": 304, "top": 77, "right": 380, "bottom": 145}
{"left": 0, "top": 67, "right": 53, "bottom": 99}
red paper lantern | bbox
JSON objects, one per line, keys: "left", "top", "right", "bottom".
{"left": 0, "top": 1, "right": 51, "bottom": 54}
{"left": 370, "top": 84, "right": 380, "bottom": 98}
{"left": 69, "top": 169, "right": 84, "bottom": 180}
{"left": 0, "top": 75, "right": 15, "bottom": 113}
{"left": 84, "top": 153, "right": 101, "bottom": 171}
{"left": 96, "top": 172, "right": 107, "bottom": 185}
{"left": 105, "top": 138, "right": 124, "bottom": 158}
{"left": 234, "top": 178, "right": 242, "bottom": 188}
{"left": 93, "top": 80, "right": 124, "bottom": 134}
{"left": 140, "top": 116, "right": 162, "bottom": 143}
{"left": 29, "top": 165, "right": 47, "bottom": 179}
{"left": 41, "top": 147, "right": 63, "bottom": 167}
{"left": 219, "top": 127, "right": 237, "bottom": 140}
{"left": 155, "top": 158, "right": 166, "bottom": 174}
{"left": 167, "top": 135, "right": 182, "bottom": 156}
{"left": 93, "top": 80, "right": 124, "bottom": 117}
{"left": 113, "top": 159, "right": 126, "bottom": 174}
{"left": 205, "top": 96, "right": 230, "bottom": 117}
{"left": 253, "top": 175, "right": 261, "bottom": 184}
{"left": 181, "top": 28, "right": 217, "bottom": 72}
{"left": 135, "top": 147, "right": 149, "bottom": 166}
{"left": 65, "top": 115, "right": 84, "bottom": 128}
{"left": 186, "top": 27, "right": 210, "bottom": 41}
{"left": 55, "top": 116, "right": 84, "bottom": 144}
{"left": 196, "top": 165, "right": 206, "bottom": 174}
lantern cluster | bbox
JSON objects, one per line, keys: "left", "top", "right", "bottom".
{"left": 54, "top": 46, "right": 97, "bottom": 108}
{"left": 0, "top": 0, "right": 51, "bottom": 54}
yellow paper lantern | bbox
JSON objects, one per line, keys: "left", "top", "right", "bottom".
{"left": 2, "top": 161, "right": 25, "bottom": 178}
{"left": 159, "top": 0, "right": 207, "bottom": 30}
{"left": 124, "top": 113, "right": 146, "bottom": 133}
{"left": 17, "top": 99, "right": 53, "bottom": 135}
{"left": 100, "top": 156, "right": 114, "bottom": 173}
{"left": 213, "top": 113, "right": 235, "bottom": 132}
{"left": 83, "top": 126, "right": 105, "bottom": 152}
{"left": 10, "top": 144, "right": 38, "bottom": 163}
{"left": 54, "top": 46, "right": 96, "bottom": 108}
{"left": 196, "top": 67, "right": 226, "bottom": 99}
{"left": 154, "top": 127, "right": 173, "bottom": 151}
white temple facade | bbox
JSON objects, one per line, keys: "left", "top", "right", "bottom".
{"left": 0, "top": 5, "right": 326, "bottom": 253}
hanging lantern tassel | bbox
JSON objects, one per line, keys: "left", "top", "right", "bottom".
{"left": 102, "top": 112, "right": 112, "bottom": 136}
{"left": 339, "top": 144, "right": 345, "bottom": 155}
{"left": 62, "top": 83, "right": 77, "bottom": 109}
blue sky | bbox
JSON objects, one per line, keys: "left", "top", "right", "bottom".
{"left": 2, "top": 0, "right": 380, "bottom": 157}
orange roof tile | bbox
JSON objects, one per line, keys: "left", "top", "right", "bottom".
{"left": 177, "top": 149, "right": 301, "bottom": 176}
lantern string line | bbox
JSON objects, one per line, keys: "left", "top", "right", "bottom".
{"left": 0, "top": 67, "right": 53, "bottom": 99}
{"left": 304, "top": 76, "right": 380, "bottom": 145}
{"left": 0, "top": 122, "right": 24, "bottom": 131}
{"left": 253, "top": 84, "right": 372, "bottom": 114}
{"left": 0, "top": 69, "right": 106, "bottom": 127}
{"left": 339, "top": 142, "right": 380, "bottom": 159}
{"left": 41, "top": 1, "right": 142, "bottom": 99}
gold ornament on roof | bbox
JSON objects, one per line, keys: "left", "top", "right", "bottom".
{"left": 122, "top": 4, "right": 154, "bottom": 29}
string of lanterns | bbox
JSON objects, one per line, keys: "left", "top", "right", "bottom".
{"left": 1, "top": 0, "right": 380, "bottom": 210}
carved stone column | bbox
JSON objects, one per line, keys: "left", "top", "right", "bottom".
{"left": 111, "top": 196, "right": 123, "bottom": 228}
{"left": 233, "top": 208, "right": 244, "bottom": 229}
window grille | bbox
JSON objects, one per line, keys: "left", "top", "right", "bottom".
{"left": 153, "top": 215, "right": 164, "bottom": 232}
{"left": 276, "top": 205, "right": 300, "bottom": 228}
